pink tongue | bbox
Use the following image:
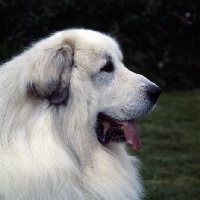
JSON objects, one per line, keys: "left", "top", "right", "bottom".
{"left": 122, "top": 120, "right": 142, "bottom": 151}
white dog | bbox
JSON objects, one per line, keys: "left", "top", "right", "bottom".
{"left": 0, "top": 29, "right": 161, "bottom": 200}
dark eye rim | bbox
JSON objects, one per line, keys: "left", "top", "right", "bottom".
{"left": 100, "top": 61, "right": 114, "bottom": 73}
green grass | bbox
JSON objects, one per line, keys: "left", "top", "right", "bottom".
{"left": 128, "top": 91, "right": 200, "bottom": 200}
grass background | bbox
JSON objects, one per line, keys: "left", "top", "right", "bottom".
{"left": 128, "top": 91, "right": 200, "bottom": 200}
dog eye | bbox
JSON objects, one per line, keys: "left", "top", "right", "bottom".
{"left": 100, "top": 61, "right": 114, "bottom": 73}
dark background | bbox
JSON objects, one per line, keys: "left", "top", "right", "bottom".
{"left": 0, "top": 0, "right": 200, "bottom": 90}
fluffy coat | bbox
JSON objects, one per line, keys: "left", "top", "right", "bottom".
{"left": 0, "top": 29, "right": 160, "bottom": 200}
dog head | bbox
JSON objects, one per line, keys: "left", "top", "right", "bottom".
{"left": 19, "top": 29, "right": 161, "bottom": 150}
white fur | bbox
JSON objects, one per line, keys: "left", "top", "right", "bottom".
{"left": 0, "top": 29, "right": 157, "bottom": 200}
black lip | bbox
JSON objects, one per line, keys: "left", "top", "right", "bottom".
{"left": 96, "top": 113, "right": 126, "bottom": 144}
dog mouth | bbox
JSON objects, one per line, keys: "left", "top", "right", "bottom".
{"left": 96, "top": 113, "right": 141, "bottom": 151}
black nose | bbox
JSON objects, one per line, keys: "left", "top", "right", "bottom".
{"left": 147, "top": 85, "right": 162, "bottom": 103}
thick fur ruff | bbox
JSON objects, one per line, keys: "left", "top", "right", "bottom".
{"left": 0, "top": 29, "right": 160, "bottom": 200}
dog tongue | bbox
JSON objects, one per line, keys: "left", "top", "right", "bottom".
{"left": 100, "top": 116, "right": 141, "bottom": 151}
{"left": 120, "top": 120, "right": 142, "bottom": 151}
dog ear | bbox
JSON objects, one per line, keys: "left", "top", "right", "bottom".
{"left": 28, "top": 44, "right": 73, "bottom": 104}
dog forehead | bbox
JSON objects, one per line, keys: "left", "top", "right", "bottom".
{"left": 76, "top": 30, "right": 122, "bottom": 57}
{"left": 54, "top": 29, "right": 123, "bottom": 60}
